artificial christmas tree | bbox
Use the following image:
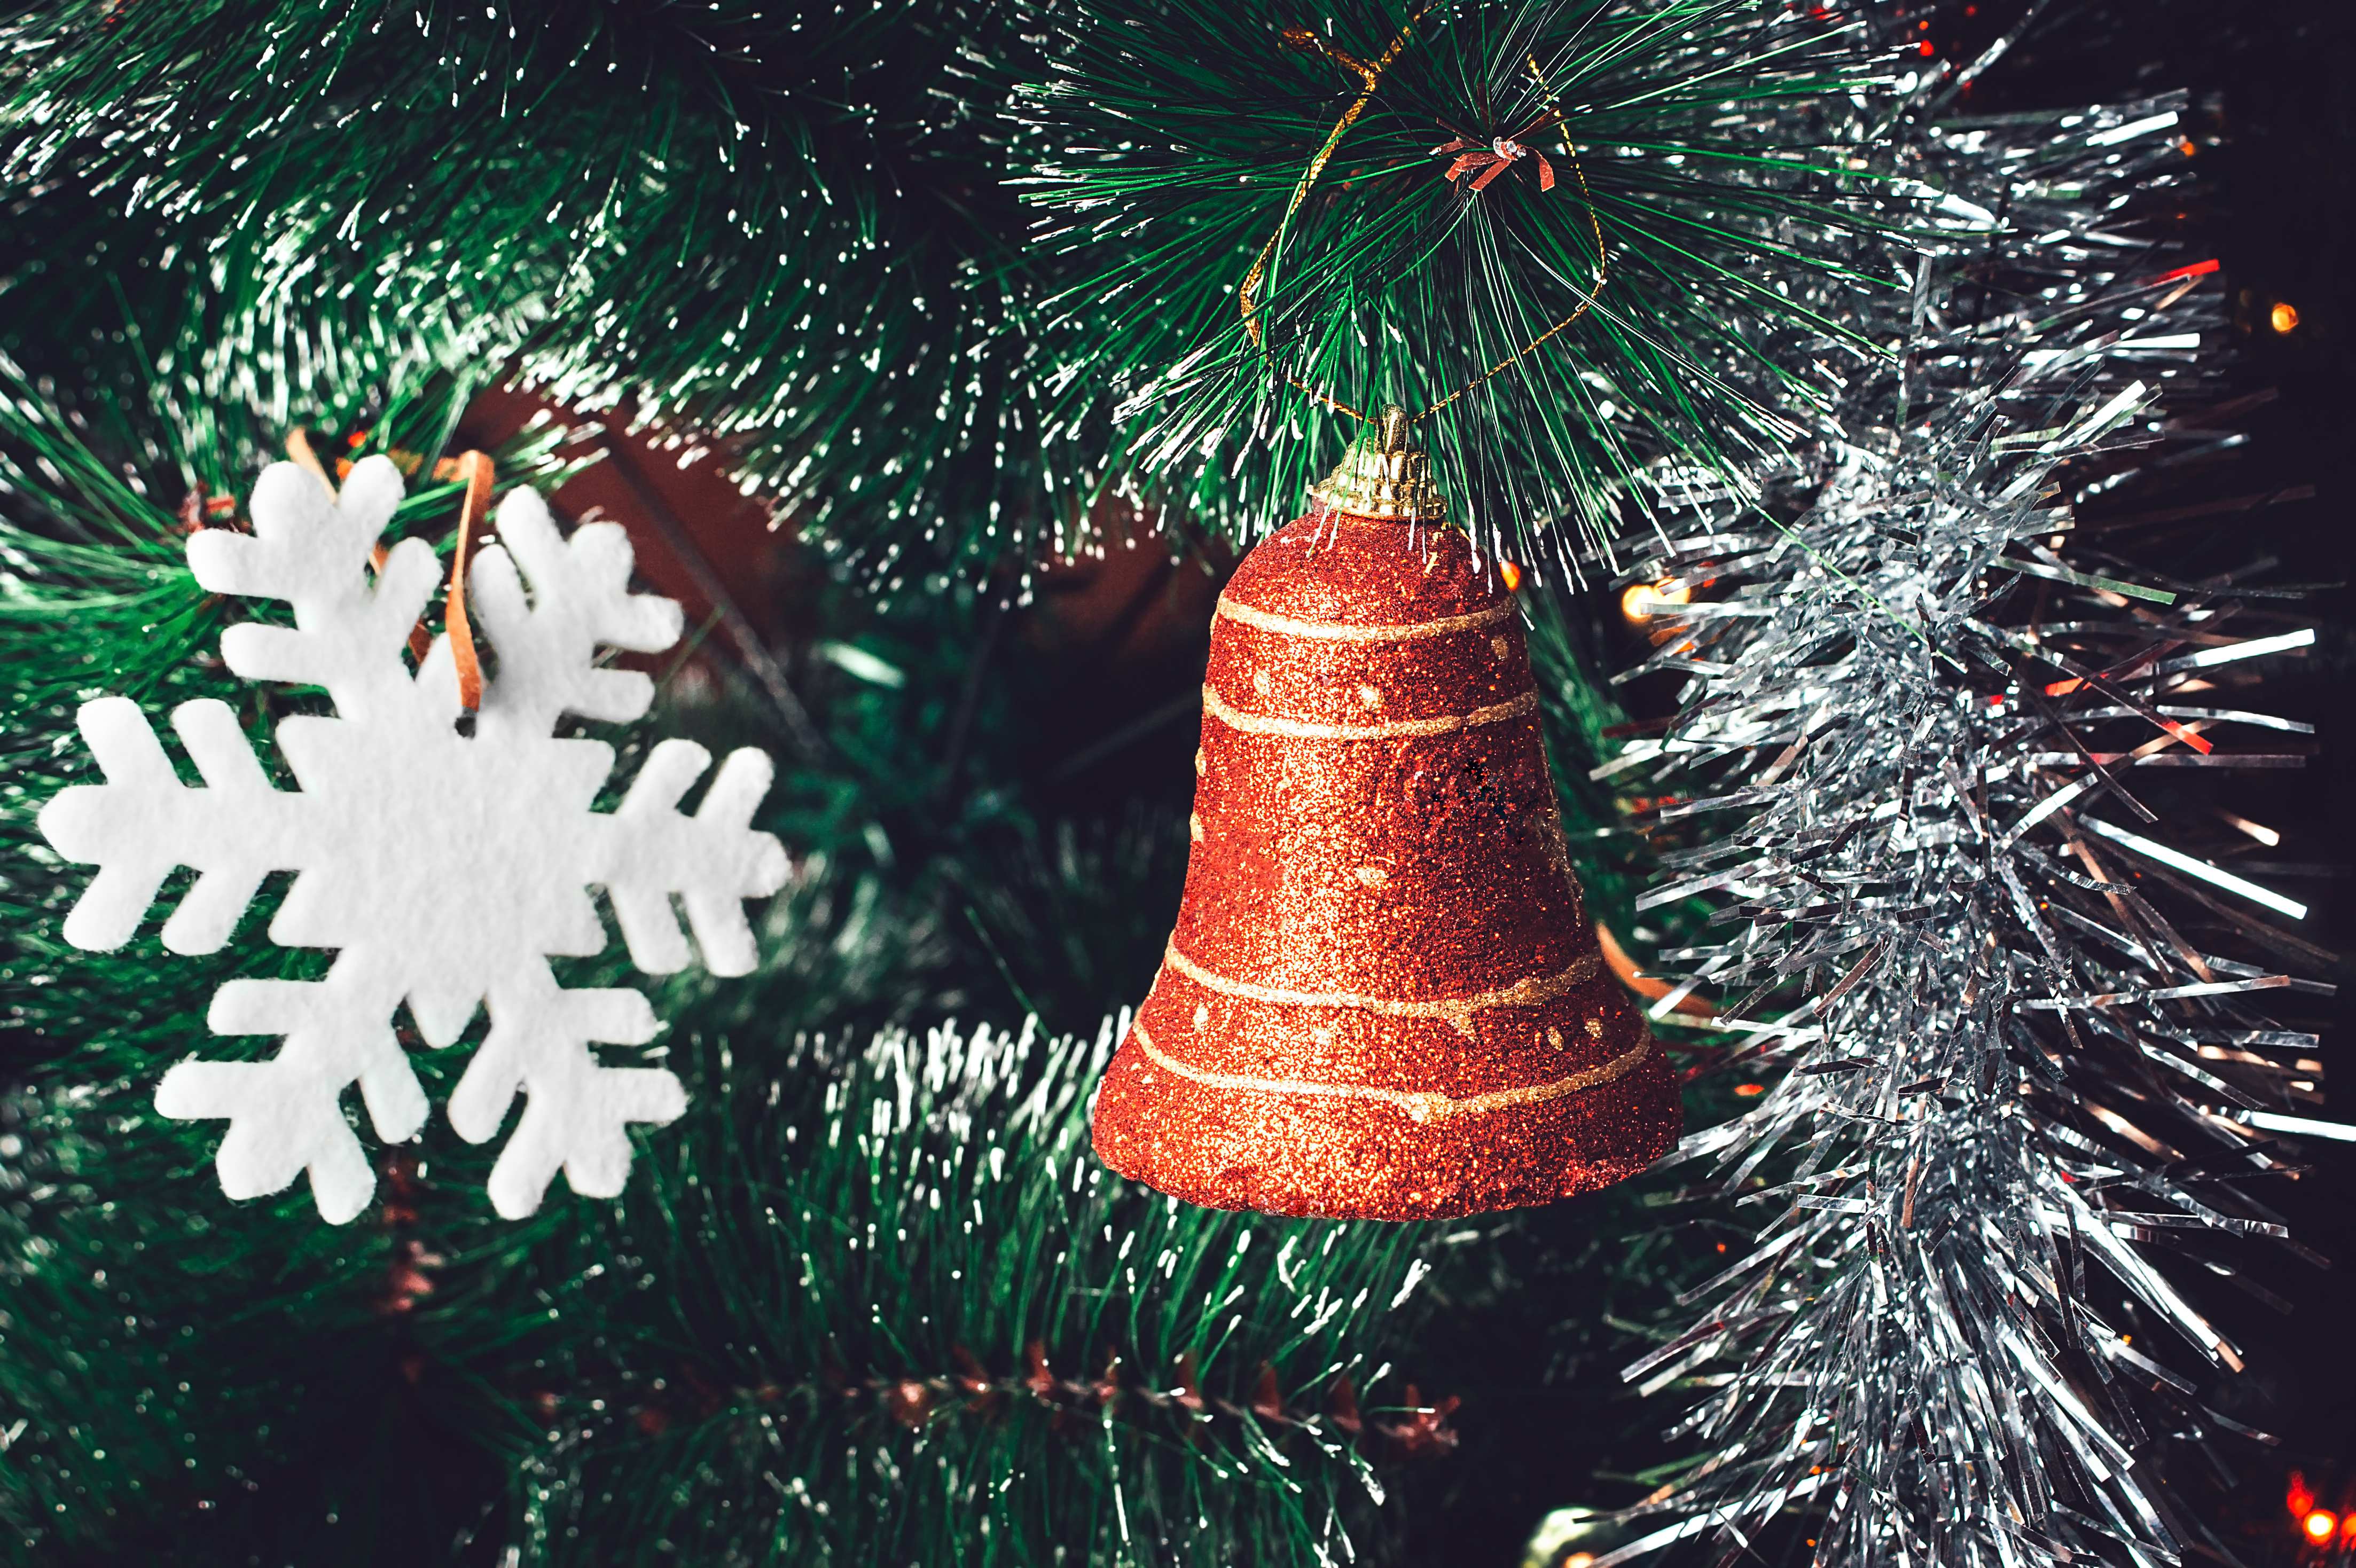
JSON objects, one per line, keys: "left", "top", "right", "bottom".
{"left": 0, "top": 1, "right": 2340, "bottom": 1565}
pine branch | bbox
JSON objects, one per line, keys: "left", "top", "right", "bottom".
{"left": 0, "top": 1, "right": 1062, "bottom": 580}
{"left": 0, "top": 354, "right": 1452, "bottom": 1562}
{"left": 1019, "top": 0, "right": 1931, "bottom": 575}
{"left": 503, "top": 1014, "right": 1444, "bottom": 1564}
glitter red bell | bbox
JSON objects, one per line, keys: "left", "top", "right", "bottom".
{"left": 1092, "top": 408, "right": 1682, "bottom": 1219}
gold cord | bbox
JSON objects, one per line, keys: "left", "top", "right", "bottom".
{"left": 1243, "top": 12, "right": 1430, "bottom": 422}
{"left": 1241, "top": 45, "right": 1611, "bottom": 425}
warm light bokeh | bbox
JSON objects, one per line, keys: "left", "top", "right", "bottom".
{"left": 1621, "top": 579, "right": 1694, "bottom": 622}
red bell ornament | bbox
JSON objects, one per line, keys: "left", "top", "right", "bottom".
{"left": 1092, "top": 409, "right": 1681, "bottom": 1219}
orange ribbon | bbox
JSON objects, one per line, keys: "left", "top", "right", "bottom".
{"left": 443, "top": 451, "right": 492, "bottom": 715}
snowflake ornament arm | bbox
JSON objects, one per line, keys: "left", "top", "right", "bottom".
{"left": 469, "top": 483, "right": 684, "bottom": 739}
{"left": 190, "top": 456, "right": 445, "bottom": 727}
{"left": 37, "top": 454, "right": 788, "bottom": 1222}
{"left": 38, "top": 695, "right": 303, "bottom": 956}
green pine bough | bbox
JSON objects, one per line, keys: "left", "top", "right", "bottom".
{"left": 4, "top": 0, "right": 1930, "bottom": 589}
{"left": 0, "top": 363, "right": 583, "bottom": 1559}
{"left": 4, "top": 982, "right": 1442, "bottom": 1564}
{"left": 513, "top": 1016, "right": 1436, "bottom": 1565}
{"left": 0, "top": 0, "right": 1073, "bottom": 590}
{"left": 1017, "top": 0, "right": 1924, "bottom": 578}
{"left": 0, "top": 4, "right": 1749, "bottom": 1556}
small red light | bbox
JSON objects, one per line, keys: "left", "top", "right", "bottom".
{"left": 2304, "top": 1511, "right": 2338, "bottom": 1544}
{"left": 1499, "top": 560, "right": 1524, "bottom": 592}
{"left": 1734, "top": 1083, "right": 1766, "bottom": 1097}
{"left": 2289, "top": 1473, "right": 2316, "bottom": 1518}
{"left": 1918, "top": 39, "right": 1935, "bottom": 54}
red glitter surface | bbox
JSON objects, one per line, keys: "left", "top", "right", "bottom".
{"left": 1092, "top": 509, "right": 1682, "bottom": 1220}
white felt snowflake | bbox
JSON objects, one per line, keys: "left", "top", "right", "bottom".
{"left": 36, "top": 456, "right": 788, "bottom": 1222}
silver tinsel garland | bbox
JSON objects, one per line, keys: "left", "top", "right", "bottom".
{"left": 1585, "top": 100, "right": 2337, "bottom": 1568}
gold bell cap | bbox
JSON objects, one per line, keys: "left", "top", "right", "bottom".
{"left": 1307, "top": 405, "right": 1447, "bottom": 521}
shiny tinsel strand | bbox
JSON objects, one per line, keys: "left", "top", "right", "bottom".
{"left": 1591, "top": 104, "right": 2330, "bottom": 1568}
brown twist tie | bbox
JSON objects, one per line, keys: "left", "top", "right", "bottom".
{"left": 1241, "top": 41, "right": 1610, "bottom": 427}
